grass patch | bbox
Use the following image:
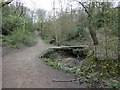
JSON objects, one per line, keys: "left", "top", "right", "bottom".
{"left": 44, "top": 58, "right": 62, "bottom": 70}
{"left": 43, "top": 58, "right": 78, "bottom": 74}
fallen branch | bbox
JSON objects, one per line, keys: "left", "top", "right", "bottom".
{"left": 53, "top": 79, "right": 73, "bottom": 82}
{"left": 52, "top": 78, "right": 82, "bottom": 82}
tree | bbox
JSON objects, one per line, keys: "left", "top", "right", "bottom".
{"left": 35, "top": 9, "right": 46, "bottom": 36}
{"left": 0, "top": 0, "right": 14, "bottom": 8}
{"left": 69, "top": 0, "right": 99, "bottom": 45}
{"left": 2, "top": 0, "right": 36, "bottom": 47}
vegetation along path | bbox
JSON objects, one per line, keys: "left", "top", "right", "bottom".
{"left": 2, "top": 37, "right": 84, "bottom": 88}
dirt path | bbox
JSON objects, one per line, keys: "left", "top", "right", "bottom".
{"left": 0, "top": 40, "right": 2, "bottom": 89}
{"left": 2, "top": 37, "right": 84, "bottom": 88}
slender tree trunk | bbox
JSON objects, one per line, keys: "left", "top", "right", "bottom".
{"left": 75, "top": 0, "right": 99, "bottom": 45}
{"left": 88, "top": 18, "right": 98, "bottom": 45}
{"left": 103, "top": 2, "right": 108, "bottom": 59}
{"left": 53, "top": 0, "right": 58, "bottom": 44}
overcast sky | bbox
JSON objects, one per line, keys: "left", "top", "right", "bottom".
{"left": 11, "top": 0, "right": 119, "bottom": 11}
{"left": 11, "top": 0, "right": 53, "bottom": 11}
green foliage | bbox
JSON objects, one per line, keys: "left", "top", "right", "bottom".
{"left": 106, "top": 80, "right": 120, "bottom": 89}
{"left": 44, "top": 58, "right": 62, "bottom": 70}
{"left": 2, "top": 3, "right": 37, "bottom": 48}
{"left": 94, "top": 3, "right": 118, "bottom": 36}
{"left": 2, "top": 14, "right": 33, "bottom": 35}
{"left": 3, "top": 29, "right": 36, "bottom": 48}
{"left": 44, "top": 58, "right": 78, "bottom": 74}
{"left": 2, "top": 15, "right": 22, "bottom": 35}
{"left": 94, "top": 11, "right": 104, "bottom": 28}
{"left": 66, "top": 26, "right": 84, "bottom": 41}
{"left": 39, "top": 13, "right": 86, "bottom": 45}
{"left": 23, "top": 16, "right": 34, "bottom": 32}
{"left": 40, "top": 1, "right": 119, "bottom": 88}
{"left": 43, "top": 54, "right": 119, "bottom": 88}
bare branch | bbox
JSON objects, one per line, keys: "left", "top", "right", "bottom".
{"left": 0, "top": 0, "right": 14, "bottom": 8}
{"left": 68, "top": 0, "right": 91, "bottom": 17}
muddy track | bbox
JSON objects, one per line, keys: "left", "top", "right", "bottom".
{"left": 2, "top": 37, "right": 84, "bottom": 88}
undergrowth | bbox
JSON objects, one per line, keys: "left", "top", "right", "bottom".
{"left": 3, "top": 30, "right": 37, "bottom": 48}
{"left": 42, "top": 56, "right": 120, "bottom": 88}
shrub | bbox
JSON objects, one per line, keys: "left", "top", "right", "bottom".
{"left": 3, "top": 29, "right": 36, "bottom": 48}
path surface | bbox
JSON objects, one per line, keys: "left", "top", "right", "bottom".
{"left": 2, "top": 37, "right": 84, "bottom": 88}
{"left": 0, "top": 39, "right": 2, "bottom": 89}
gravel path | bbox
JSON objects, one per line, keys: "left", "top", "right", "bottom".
{"left": 2, "top": 37, "right": 84, "bottom": 88}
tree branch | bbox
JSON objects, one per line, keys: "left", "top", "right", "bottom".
{"left": 0, "top": 0, "right": 14, "bottom": 8}
{"left": 68, "top": 0, "right": 91, "bottom": 17}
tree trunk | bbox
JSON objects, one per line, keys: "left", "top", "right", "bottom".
{"left": 88, "top": 17, "right": 99, "bottom": 45}
{"left": 72, "top": 0, "right": 99, "bottom": 45}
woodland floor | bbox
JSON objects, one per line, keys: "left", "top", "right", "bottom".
{"left": 2, "top": 37, "right": 85, "bottom": 88}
